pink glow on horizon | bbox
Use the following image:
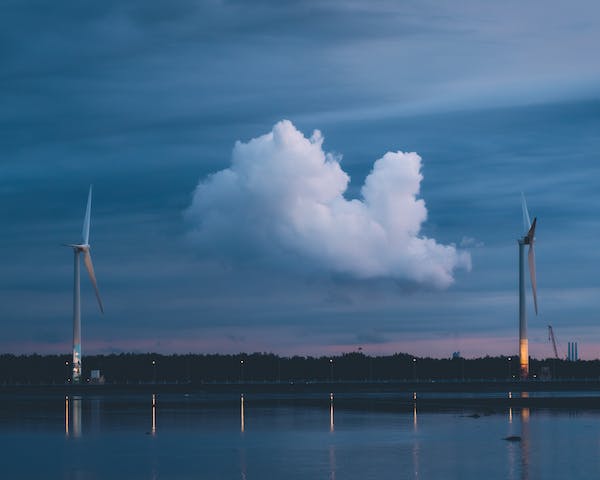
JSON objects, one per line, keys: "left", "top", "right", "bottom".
{"left": 2, "top": 333, "right": 599, "bottom": 359}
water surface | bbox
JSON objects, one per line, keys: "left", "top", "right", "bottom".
{"left": 0, "top": 392, "right": 598, "bottom": 479}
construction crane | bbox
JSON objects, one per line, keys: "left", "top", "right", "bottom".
{"left": 548, "top": 325, "right": 560, "bottom": 360}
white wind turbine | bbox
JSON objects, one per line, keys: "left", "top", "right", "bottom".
{"left": 518, "top": 193, "right": 538, "bottom": 379}
{"left": 66, "top": 186, "right": 103, "bottom": 383}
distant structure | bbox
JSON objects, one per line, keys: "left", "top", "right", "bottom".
{"left": 518, "top": 194, "right": 538, "bottom": 379}
{"left": 548, "top": 325, "right": 560, "bottom": 359}
{"left": 90, "top": 369, "right": 105, "bottom": 384}
{"left": 452, "top": 351, "right": 461, "bottom": 359}
{"left": 567, "top": 342, "right": 579, "bottom": 361}
{"left": 66, "top": 186, "right": 104, "bottom": 382}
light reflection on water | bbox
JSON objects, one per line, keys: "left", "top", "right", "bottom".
{"left": 329, "top": 393, "right": 336, "bottom": 479}
{"left": 520, "top": 408, "right": 530, "bottom": 480}
{"left": 240, "top": 446, "right": 247, "bottom": 480}
{"left": 412, "top": 438, "right": 420, "bottom": 480}
{"left": 330, "top": 393, "right": 334, "bottom": 432}
{"left": 240, "top": 394, "right": 245, "bottom": 433}
{"left": 505, "top": 405, "right": 530, "bottom": 480}
{"left": 412, "top": 396, "right": 419, "bottom": 479}
{"left": 151, "top": 394, "right": 157, "bottom": 436}
{"left": 413, "top": 401, "right": 418, "bottom": 431}
{"left": 2, "top": 391, "right": 600, "bottom": 479}
{"left": 329, "top": 444, "right": 336, "bottom": 480}
{"left": 507, "top": 421, "right": 516, "bottom": 480}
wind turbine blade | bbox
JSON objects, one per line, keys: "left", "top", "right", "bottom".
{"left": 528, "top": 244, "right": 538, "bottom": 315}
{"left": 82, "top": 185, "right": 92, "bottom": 245}
{"left": 527, "top": 217, "right": 538, "bottom": 315}
{"left": 527, "top": 217, "right": 537, "bottom": 243}
{"left": 521, "top": 192, "right": 531, "bottom": 233}
{"left": 83, "top": 250, "right": 104, "bottom": 313}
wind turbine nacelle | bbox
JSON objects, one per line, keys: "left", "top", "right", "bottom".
{"left": 66, "top": 243, "right": 90, "bottom": 251}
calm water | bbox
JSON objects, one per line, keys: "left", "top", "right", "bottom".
{"left": 0, "top": 392, "right": 599, "bottom": 479}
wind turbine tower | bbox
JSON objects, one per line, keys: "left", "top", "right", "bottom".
{"left": 66, "top": 186, "right": 103, "bottom": 383}
{"left": 518, "top": 194, "right": 538, "bottom": 379}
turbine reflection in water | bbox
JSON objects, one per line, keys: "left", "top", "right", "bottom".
{"left": 65, "top": 396, "right": 69, "bottom": 436}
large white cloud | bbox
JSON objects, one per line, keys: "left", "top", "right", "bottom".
{"left": 185, "top": 120, "right": 470, "bottom": 288}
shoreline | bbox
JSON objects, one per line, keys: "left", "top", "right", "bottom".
{"left": 2, "top": 380, "right": 600, "bottom": 411}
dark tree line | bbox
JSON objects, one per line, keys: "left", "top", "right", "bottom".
{"left": 0, "top": 352, "right": 598, "bottom": 385}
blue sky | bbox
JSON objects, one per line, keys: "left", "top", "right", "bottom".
{"left": 1, "top": 0, "right": 600, "bottom": 358}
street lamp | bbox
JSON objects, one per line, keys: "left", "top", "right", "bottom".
{"left": 412, "top": 358, "right": 417, "bottom": 381}
{"left": 240, "top": 360, "right": 245, "bottom": 383}
{"left": 65, "top": 361, "right": 70, "bottom": 383}
{"left": 329, "top": 358, "right": 334, "bottom": 382}
{"left": 152, "top": 360, "right": 156, "bottom": 384}
{"left": 507, "top": 357, "right": 512, "bottom": 380}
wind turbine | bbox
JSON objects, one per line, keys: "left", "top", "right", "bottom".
{"left": 518, "top": 193, "right": 538, "bottom": 379}
{"left": 66, "top": 186, "right": 103, "bottom": 383}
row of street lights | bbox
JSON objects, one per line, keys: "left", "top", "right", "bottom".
{"left": 237, "top": 356, "right": 526, "bottom": 382}
{"left": 149, "top": 357, "right": 521, "bottom": 382}
{"left": 63, "top": 357, "right": 427, "bottom": 384}
{"left": 236, "top": 358, "right": 420, "bottom": 383}
{"left": 61, "top": 357, "right": 531, "bottom": 383}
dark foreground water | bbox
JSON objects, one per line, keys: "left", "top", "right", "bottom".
{"left": 0, "top": 391, "right": 599, "bottom": 479}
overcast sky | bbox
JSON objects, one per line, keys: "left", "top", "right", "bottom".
{"left": 2, "top": 0, "right": 600, "bottom": 359}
